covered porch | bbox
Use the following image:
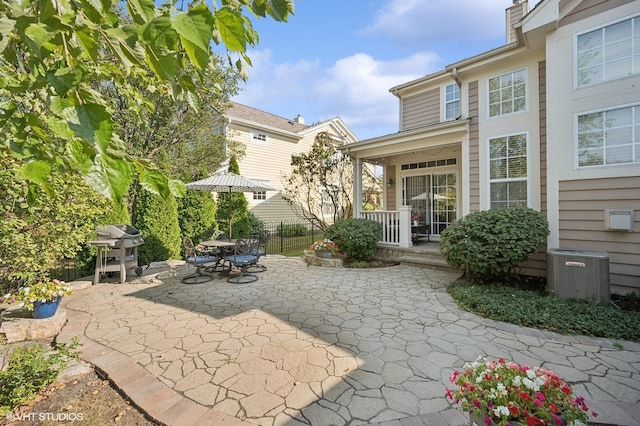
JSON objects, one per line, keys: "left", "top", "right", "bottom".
{"left": 341, "top": 119, "right": 468, "bottom": 250}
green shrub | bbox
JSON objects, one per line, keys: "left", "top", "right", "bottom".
{"left": 278, "top": 223, "right": 308, "bottom": 237}
{"left": 325, "top": 218, "right": 382, "bottom": 261}
{"left": 0, "top": 151, "right": 110, "bottom": 288}
{"left": 0, "top": 339, "right": 80, "bottom": 416}
{"left": 440, "top": 207, "right": 549, "bottom": 280}
{"left": 132, "top": 189, "right": 182, "bottom": 265}
{"left": 178, "top": 189, "right": 218, "bottom": 243}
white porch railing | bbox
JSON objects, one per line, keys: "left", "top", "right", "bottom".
{"left": 361, "top": 206, "right": 412, "bottom": 248}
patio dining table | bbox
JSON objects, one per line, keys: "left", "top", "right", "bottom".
{"left": 200, "top": 239, "right": 237, "bottom": 274}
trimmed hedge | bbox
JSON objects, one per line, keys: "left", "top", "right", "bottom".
{"left": 325, "top": 218, "right": 382, "bottom": 261}
{"left": 440, "top": 207, "right": 549, "bottom": 280}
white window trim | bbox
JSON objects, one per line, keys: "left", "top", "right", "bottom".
{"left": 573, "top": 101, "right": 640, "bottom": 169}
{"left": 251, "top": 130, "right": 269, "bottom": 144}
{"left": 486, "top": 132, "right": 531, "bottom": 209}
{"left": 486, "top": 67, "right": 528, "bottom": 119}
{"left": 441, "top": 83, "right": 460, "bottom": 122}
{"left": 574, "top": 13, "right": 640, "bottom": 90}
{"left": 250, "top": 179, "right": 270, "bottom": 204}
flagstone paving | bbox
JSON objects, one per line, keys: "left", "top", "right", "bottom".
{"left": 58, "top": 256, "right": 640, "bottom": 425}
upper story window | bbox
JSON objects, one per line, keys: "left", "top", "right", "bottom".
{"left": 577, "top": 104, "right": 639, "bottom": 167}
{"left": 488, "top": 69, "right": 526, "bottom": 117}
{"left": 577, "top": 16, "right": 640, "bottom": 87}
{"left": 445, "top": 83, "right": 460, "bottom": 120}
{"left": 252, "top": 191, "right": 266, "bottom": 200}
{"left": 489, "top": 133, "right": 528, "bottom": 208}
{"left": 252, "top": 131, "right": 268, "bottom": 143}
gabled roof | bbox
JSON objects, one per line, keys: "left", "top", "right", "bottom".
{"left": 226, "top": 101, "right": 359, "bottom": 143}
{"left": 227, "top": 102, "right": 308, "bottom": 134}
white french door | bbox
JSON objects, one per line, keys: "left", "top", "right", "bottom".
{"left": 402, "top": 172, "right": 457, "bottom": 237}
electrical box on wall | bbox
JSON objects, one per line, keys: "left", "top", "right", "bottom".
{"left": 604, "top": 209, "right": 634, "bottom": 232}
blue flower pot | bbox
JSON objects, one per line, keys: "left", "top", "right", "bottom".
{"left": 32, "top": 296, "right": 62, "bottom": 319}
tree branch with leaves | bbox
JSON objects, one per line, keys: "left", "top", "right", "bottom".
{"left": 0, "top": 0, "right": 295, "bottom": 202}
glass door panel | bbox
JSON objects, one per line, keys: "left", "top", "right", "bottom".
{"left": 431, "top": 173, "right": 457, "bottom": 236}
{"left": 402, "top": 172, "right": 457, "bottom": 238}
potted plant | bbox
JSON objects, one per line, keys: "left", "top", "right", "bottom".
{"left": 4, "top": 279, "right": 74, "bottom": 319}
{"left": 309, "top": 239, "right": 340, "bottom": 259}
{"left": 446, "top": 356, "right": 596, "bottom": 426}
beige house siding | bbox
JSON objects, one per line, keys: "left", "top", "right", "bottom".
{"left": 385, "top": 165, "right": 397, "bottom": 210}
{"left": 401, "top": 88, "right": 440, "bottom": 131}
{"left": 558, "top": 177, "right": 640, "bottom": 294}
{"left": 468, "top": 81, "right": 480, "bottom": 213}
{"left": 538, "top": 61, "right": 547, "bottom": 216}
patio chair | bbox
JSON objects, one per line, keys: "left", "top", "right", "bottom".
{"left": 247, "top": 230, "right": 270, "bottom": 273}
{"left": 181, "top": 237, "right": 217, "bottom": 284}
{"left": 225, "top": 236, "right": 260, "bottom": 284}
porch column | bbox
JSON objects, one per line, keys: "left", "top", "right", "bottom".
{"left": 398, "top": 205, "right": 412, "bottom": 248}
{"left": 353, "top": 157, "right": 363, "bottom": 218}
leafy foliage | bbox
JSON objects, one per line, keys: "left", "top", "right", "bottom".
{"left": 325, "top": 219, "right": 382, "bottom": 262}
{"left": 0, "top": 150, "right": 110, "bottom": 288}
{"left": 283, "top": 131, "right": 354, "bottom": 230}
{"left": 216, "top": 156, "right": 250, "bottom": 238}
{"left": 278, "top": 223, "right": 309, "bottom": 237}
{"left": 0, "top": 0, "right": 294, "bottom": 201}
{"left": 448, "top": 280, "right": 640, "bottom": 342}
{"left": 440, "top": 207, "right": 549, "bottom": 280}
{"left": 132, "top": 188, "right": 181, "bottom": 265}
{"left": 178, "top": 187, "right": 218, "bottom": 244}
{"left": 0, "top": 339, "right": 81, "bottom": 417}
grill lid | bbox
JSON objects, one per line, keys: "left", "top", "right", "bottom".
{"left": 96, "top": 224, "right": 142, "bottom": 239}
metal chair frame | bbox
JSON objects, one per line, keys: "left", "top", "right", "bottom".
{"left": 226, "top": 237, "right": 260, "bottom": 284}
{"left": 247, "top": 230, "right": 270, "bottom": 273}
{"left": 181, "top": 237, "right": 217, "bottom": 284}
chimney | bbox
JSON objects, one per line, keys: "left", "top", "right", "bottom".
{"left": 506, "top": 0, "right": 529, "bottom": 44}
{"left": 293, "top": 114, "right": 305, "bottom": 125}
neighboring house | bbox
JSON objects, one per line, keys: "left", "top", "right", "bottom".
{"left": 222, "top": 101, "right": 359, "bottom": 223}
{"left": 340, "top": 0, "right": 640, "bottom": 295}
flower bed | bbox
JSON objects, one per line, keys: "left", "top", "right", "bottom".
{"left": 446, "top": 356, "right": 596, "bottom": 426}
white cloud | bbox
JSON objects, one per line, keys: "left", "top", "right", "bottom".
{"left": 361, "top": 0, "right": 509, "bottom": 47}
{"left": 235, "top": 50, "right": 440, "bottom": 140}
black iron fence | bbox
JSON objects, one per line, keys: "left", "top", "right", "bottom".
{"left": 252, "top": 220, "right": 324, "bottom": 254}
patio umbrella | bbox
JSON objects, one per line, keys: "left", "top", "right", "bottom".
{"left": 411, "top": 192, "right": 450, "bottom": 200}
{"left": 185, "top": 173, "right": 275, "bottom": 238}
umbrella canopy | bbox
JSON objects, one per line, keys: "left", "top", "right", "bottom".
{"left": 411, "top": 192, "right": 450, "bottom": 201}
{"left": 185, "top": 173, "right": 275, "bottom": 193}
{"left": 186, "top": 173, "right": 275, "bottom": 238}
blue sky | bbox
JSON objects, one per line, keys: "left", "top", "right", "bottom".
{"left": 230, "top": 0, "right": 513, "bottom": 141}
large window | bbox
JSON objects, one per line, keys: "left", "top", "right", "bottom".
{"left": 445, "top": 83, "right": 460, "bottom": 120}
{"left": 577, "top": 105, "right": 639, "bottom": 167}
{"left": 577, "top": 16, "right": 640, "bottom": 87}
{"left": 489, "top": 69, "right": 526, "bottom": 117}
{"left": 489, "top": 134, "right": 527, "bottom": 208}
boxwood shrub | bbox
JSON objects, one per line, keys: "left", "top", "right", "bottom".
{"left": 325, "top": 218, "right": 382, "bottom": 261}
{"left": 440, "top": 207, "right": 549, "bottom": 280}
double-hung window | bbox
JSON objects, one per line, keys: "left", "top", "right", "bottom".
{"left": 577, "top": 16, "right": 640, "bottom": 87}
{"left": 489, "top": 133, "right": 528, "bottom": 208}
{"left": 577, "top": 104, "right": 639, "bottom": 167}
{"left": 489, "top": 69, "right": 527, "bottom": 117}
{"left": 444, "top": 83, "right": 460, "bottom": 120}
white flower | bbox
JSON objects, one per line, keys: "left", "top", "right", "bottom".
{"left": 512, "top": 375, "right": 522, "bottom": 387}
{"left": 522, "top": 377, "right": 540, "bottom": 391}
{"left": 526, "top": 368, "right": 537, "bottom": 379}
{"left": 496, "top": 382, "right": 507, "bottom": 396}
{"left": 492, "top": 405, "right": 509, "bottom": 417}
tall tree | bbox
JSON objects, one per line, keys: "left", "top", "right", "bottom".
{"left": 0, "top": 0, "right": 295, "bottom": 202}
{"left": 283, "top": 132, "right": 355, "bottom": 230}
